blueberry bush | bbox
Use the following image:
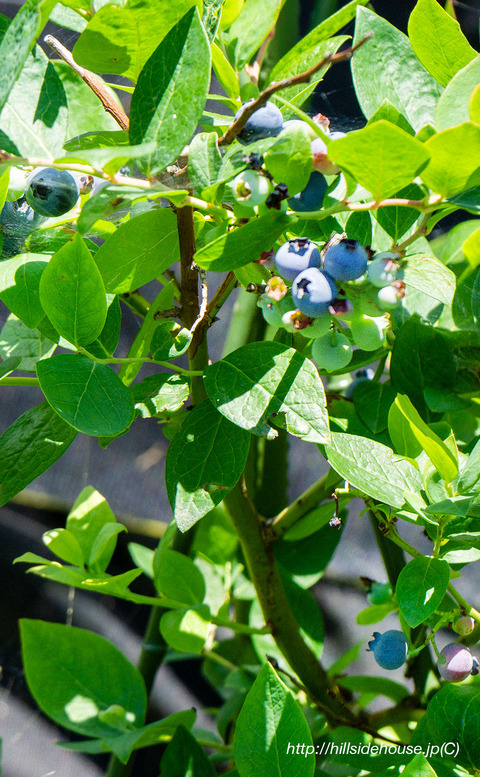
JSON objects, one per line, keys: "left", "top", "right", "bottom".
{"left": 2, "top": 0, "right": 480, "bottom": 774}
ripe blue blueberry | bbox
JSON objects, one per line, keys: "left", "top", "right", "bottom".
{"left": 229, "top": 170, "right": 271, "bottom": 207}
{"left": 438, "top": 643, "right": 475, "bottom": 682}
{"left": 323, "top": 238, "right": 368, "bottom": 281}
{"left": 25, "top": 167, "right": 80, "bottom": 217}
{"left": 0, "top": 198, "right": 45, "bottom": 258}
{"left": 292, "top": 267, "right": 337, "bottom": 317}
{"left": 288, "top": 171, "right": 327, "bottom": 212}
{"left": 368, "top": 630, "right": 408, "bottom": 670}
{"left": 274, "top": 238, "right": 321, "bottom": 282}
{"left": 235, "top": 100, "right": 283, "bottom": 145}
{"left": 344, "top": 368, "right": 374, "bottom": 399}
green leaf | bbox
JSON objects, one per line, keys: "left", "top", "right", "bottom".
{"left": 0, "top": 314, "right": 56, "bottom": 372}
{"left": 436, "top": 55, "right": 480, "bottom": 130}
{"left": 77, "top": 184, "right": 151, "bottom": 236}
{"left": 73, "top": 0, "right": 201, "bottom": 83}
{"left": 150, "top": 321, "right": 192, "bottom": 361}
{"left": 0, "top": 253, "right": 49, "bottom": 329}
{"left": 160, "top": 604, "right": 211, "bottom": 653}
{"left": 353, "top": 381, "right": 396, "bottom": 434}
{"left": 204, "top": 341, "right": 330, "bottom": 442}
{"left": 100, "top": 711, "right": 196, "bottom": 765}
{"left": 0, "top": 0, "right": 57, "bottom": 116}
{"left": 0, "top": 46, "right": 67, "bottom": 159}
{"left": 233, "top": 663, "right": 315, "bottom": 777}
{"left": 39, "top": 234, "right": 107, "bottom": 347}
{"left": 159, "top": 726, "right": 216, "bottom": 776}
{"left": 227, "top": 0, "right": 282, "bottom": 69}
{"left": 267, "top": 0, "right": 369, "bottom": 105}
{"left": 401, "top": 253, "right": 456, "bottom": 323}
{"left": 351, "top": 6, "right": 442, "bottom": 132}
{"left": 132, "top": 374, "right": 190, "bottom": 418}
{"left": 402, "top": 754, "right": 439, "bottom": 777}
{"left": 211, "top": 42, "right": 239, "bottom": 99}
{"left": 421, "top": 123, "right": 480, "bottom": 198}
{"left": 264, "top": 123, "right": 312, "bottom": 196}
{"left": 337, "top": 675, "right": 409, "bottom": 704}
{"left": 20, "top": 619, "right": 146, "bottom": 737}
{"left": 388, "top": 400, "right": 423, "bottom": 459}
{"left": 324, "top": 432, "right": 422, "bottom": 508}
{"left": 408, "top": 0, "right": 476, "bottom": 87}
{"left": 269, "top": 36, "right": 348, "bottom": 110}
{"left": 367, "top": 99, "right": 415, "bottom": 135}
{"left": 194, "top": 211, "right": 293, "bottom": 272}
{"left": 0, "top": 355, "right": 21, "bottom": 378}
{"left": 374, "top": 184, "right": 424, "bottom": 241}
{"left": 94, "top": 209, "right": 180, "bottom": 293}
{"left": 66, "top": 486, "right": 118, "bottom": 572}
{"left": 86, "top": 295, "right": 121, "bottom": 359}
{"left": 202, "top": 0, "right": 223, "bottom": 42}
{"left": 36, "top": 354, "right": 135, "bottom": 436}
{"left": 396, "top": 556, "right": 450, "bottom": 627}
{"left": 42, "top": 527, "right": 85, "bottom": 566}
{"left": 129, "top": 8, "right": 210, "bottom": 176}
{"left": 165, "top": 400, "right": 250, "bottom": 532}
{"left": 0, "top": 401, "right": 77, "bottom": 507}
{"left": 188, "top": 132, "right": 223, "bottom": 197}
{"left": 390, "top": 317, "right": 456, "bottom": 421}
{"left": 327, "top": 122, "right": 430, "bottom": 201}
{"left": 457, "top": 438, "right": 480, "bottom": 495}
{"left": 154, "top": 549, "right": 206, "bottom": 605}
{"left": 394, "top": 395, "right": 458, "bottom": 484}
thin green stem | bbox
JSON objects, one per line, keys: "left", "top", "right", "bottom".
{"left": 0, "top": 377, "right": 40, "bottom": 386}
{"left": 270, "top": 468, "right": 343, "bottom": 536}
{"left": 77, "top": 347, "right": 204, "bottom": 376}
{"left": 447, "top": 583, "right": 480, "bottom": 623}
{"left": 120, "top": 291, "right": 150, "bottom": 318}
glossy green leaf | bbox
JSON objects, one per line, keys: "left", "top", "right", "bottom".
{"left": 324, "top": 432, "right": 422, "bottom": 508}
{"left": 436, "top": 55, "right": 480, "bottom": 129}
{"left": 188, "top": 132, "right": 223, "bottom": 197}
{"left": 268, "top": 36, "right": 348, "bottom": 109}
{"left": 228, "top": 0, "right": 282, "bottom": 69}
{"left": 351, "top": 6, "right": 442, "bottom": 132}
{"left": 457, "top": 438, "right": 480, "bottom": 495}
{"left": 0, "top": 253, "right": 48, "bottom": 329}
{"left": 42, "top": 528, "right": 84, "bottom": 566}
{"left": 202, "top": 0, "right": 223, "bottom": 42}
{"left": 422, "top": 123, "right": 480, "bottom": 198}
{"left": 388, "top": 400, "right": 423, "bottom": 459}
{"left": 0, "top": 355, "right": 21, "bottom": 378}
{"left": 234, "top": 663, "right": 315, "bottom": 777}
{"left": 390, "top": 317, "right": 456, "bottom": 420}
{"left": 264, "top": 123, "right": 312, "bottom": 196}
{"left": 353, "top": 381, "right": 395, "bottom": 434}
{"left": 374, "top": 184, "right": 424, "bottom": 241}
{"left": 408, "top": 0, "right": 476, "bottom": 87}
{"left": 132, "top": 374, "right": 190, "bottom": 418}
{"left": 94, "top": 208, "right": 179, "bottom": 293}
{"left": 39, "top": 234, "right": 107, "bottom": 347}
{"left": 20, "top": 619, "right": 147, "bottom": 737}
{"left": 0, "top": 315, "right": 56, "bottom": 372}
{"left": 129, "top": 8, "right": 210, "bottom": 176}
{"left": 204, "top": 341, "right": 330, "bottom": 442}
{"left": 367, "top": 99, "right": 415, "bottom": 135}
{"left": 211, "top": 42, "right": 239, "bottom": 99}
{"left": 396, "top": 556, "right": 450, "bottom": 627}
{"left": 160, "top": 604, "right": 211, "bottom": 653}
{"left": 101, "top": 711, "right": 196, "bottom": 765}
{"left": 160, "top": 725, "right": 216, "bottom": 777}
{"left": 154, "top": 549, "right": 206, "bottom": 605}
{"left": 0, "top": 46, "right": 67, "bottom": 159}
{"left": 0, "top": 401, "right": 77, "bottom": 507}
{"left": 338, "top": 675, "right": 409, "bottom": 704}
{"left": 36, "top": 354, "right": 135, "bottom": 436}
{"left": 73, "top": 0, "right": 201, "bottom": 83}
{"left": 150, "top": 321, "right": 191, "bottom": 361}
{"left": 401, "top": 254, "right": 456, "bottom": 323}
{"left": 413, "top": 685, "right": 480, "bottom": 770}
{"left": 86, "top": 295, "right": 122, "bottom": 359}
{"left": 66, "top": 486, "right": 118, "bottom": 572}
{"left": 394, "top": 394, "right": 458, "bottom": 483}
{"left": 0, "top": 0, "right": 57, "bottom": 116}
{"left": 328, "top": 122, "right": 430, "bottom": 201}
{"left": 165, "top": 400, "right": 250, "bottom": 532}
{"left": 194, "top": 211, "right": 293, "bottom": 271}
{"left": 77, "top": 186, "right": 148, "bottom": 235}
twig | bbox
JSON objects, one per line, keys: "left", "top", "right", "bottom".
{"left": 44, "top": 35, "right": 130, "bottom": 131}
{"left": 218, "top": 32, "right": 373, "bottom": 146}
{"left": 189, "top": 269, "right": 208, "bottom": 335}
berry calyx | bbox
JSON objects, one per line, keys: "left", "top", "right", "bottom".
{"left": 229, "top": 170, "right": 271, "bottom": 207}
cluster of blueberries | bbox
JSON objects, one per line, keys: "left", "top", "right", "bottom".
{"left": 231, "top": 99, "right": 342, "bottom": 213}
{"left": 368, "top": 622, "right": 479, "bottom": 682}
{"left": 258, "top": 235, "right": 404, "bottom": 372}
{"left": 0, "top": 167, "right": 80, "bottom": 258}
